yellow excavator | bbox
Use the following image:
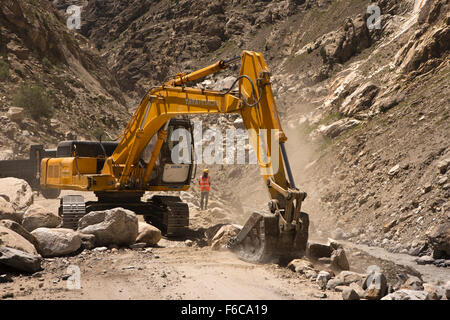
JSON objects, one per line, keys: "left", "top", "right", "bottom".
{"left": 40, "top": 51, "right": 309, "bottom": 263}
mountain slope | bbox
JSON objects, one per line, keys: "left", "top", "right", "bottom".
{"left": 0, "top": 0, "right": 130, "bottom": 157}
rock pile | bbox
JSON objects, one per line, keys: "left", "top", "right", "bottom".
{"left": 288, "top": 239, "right": 448, "bottom": 300}
{"left": 0, "top": 178, "right": 163, "bottom": 275}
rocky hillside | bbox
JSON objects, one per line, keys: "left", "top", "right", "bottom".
{"left": 0, "top": 0, "right": 130, "bottom": 158}
{"left": 48, "top": 0, "right": 449, "bottom": 258}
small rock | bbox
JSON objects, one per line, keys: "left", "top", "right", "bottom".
{"left": 211, "top": 224, "right": 241, "bottom": 251}
{"left": 330, "top": 248, "right": 350, "bottom": 271}
{"left": 349, "top": 282, "right": 365, "bottom": 298}
{"left": 316, "top": 271, "right": 331, "bottom": 290}
{"left": 122, "top": 266, "right": 135, "bottom": 270}
{"left": 314, "top": 292, "right": 327, "bottom": 299}
{"left": 423, "top": 283, "right": 441, "bottom": 300}
{"left": 185, "top": 240, "right": 194, "bottom": 247}
{"left": 437, "top": 158, "right": 450, "bottom": 174}
{"left": 308, "top": 242, "right": 333, "bottom": 259}
{"left": 422, "top": 184, "right": 432, "bottom": 194}
{"left": 415, "top": 255, "right": 435, "bottom": 265}
{"left": 388, "top": 164, "right": 401, "bottom": 176}
{"left": 0, "top": 274, "right": 13, "bottom": 283}
{"left": 401, "top": 276, "right": 424, "bottom": 291}
{"left": 92, "top": 247, "right": 108, "bottom": 252}
{"left": 383, "top": 220, "right": 397, "bottom": 233}
{"left": 136, "top": 222, "right": 162, "bottom": 246}
{"left": 287, "top": 259, "right": 314, "bottom": 274}
{"left": 381, "top": 289, "right": 429, "bottom": 300}
{"left": 438, "top": 176, "right": 448, "bottom": 186}
{"left": 427, "top": 222, "right": 450, "bottom": 258}
{"left": 327, "top": 271, "right": 365, "bottom": 290}
{"left": 78, "top": 233, "right": 96, "bottom": 250}
{"left": 130, "top": 242, "right": 147, "bottom": 249}
{"left": 2, "top": 292, "right": 14, "bottom": 299}
{"left": 342, "top": 287, "right": 360, "bottom": 300}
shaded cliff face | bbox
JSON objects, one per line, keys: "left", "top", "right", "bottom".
{"left": 0, "top": 0, "right": 130, "bottom": 157}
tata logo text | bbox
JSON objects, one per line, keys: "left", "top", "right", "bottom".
{"left": 185, "top": 99, "right": 218, "bottom": 107}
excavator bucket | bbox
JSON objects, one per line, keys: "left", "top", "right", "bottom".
{"left": 228, "top": 211, "right": 309, "bottom": 264}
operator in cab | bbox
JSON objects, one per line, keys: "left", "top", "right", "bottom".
{"left": 199, "top": 169, "right": 211, "bottom": 210}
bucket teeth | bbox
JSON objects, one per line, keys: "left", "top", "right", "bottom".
{"left": 228, "top": 211, "right": 309, "bottom": 263}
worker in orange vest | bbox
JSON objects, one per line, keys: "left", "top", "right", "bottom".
{"left": 199, "top": 168, "right": 211, "bottom": 210}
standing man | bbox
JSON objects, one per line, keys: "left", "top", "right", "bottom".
{"left": 199, "top": 169, "right": 211, "bottom": 210}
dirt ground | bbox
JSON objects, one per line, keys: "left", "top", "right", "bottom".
{"left": 1, "top": 191, "right": 340, "bottom": 300}
{"left": 1, "top": 192, "right": 449, "bottom": 300}
{"left": 1, "top": 241, "right": 342, "bottom": 300}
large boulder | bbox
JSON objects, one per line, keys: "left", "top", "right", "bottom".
{"left": 427, "top": 222, "right": 450, "bottom": 258}
{"left": 0, "top": 178, "right": 33, "bottom": 211}
{"left": 22, "top": 205, "right": 62, "bottom": 232}
{"left": 0, "top": 247, "right": 42, "bottom": 273}
{"left": 136, "top": 222, "right": 162, "bottom": 246}
{"left": 211, "top": 224, "right": 241, "bottom": 251}
{"left": 77, "top": 208, "right": 138, "bottom": 247}
{"left": 381, "top": 289, "right": 430, "bottom": 300}
{"left": 0, "top": 197, "right": 22, "bottom": 223}
{"left": 31, "top": 228, "right": 82, "bottom": 257}
{"left": 0, "top": 219, "right": 40, "bottom": 251}
{"left": 0, "top": 225, "right": 38, "bottom": 255}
